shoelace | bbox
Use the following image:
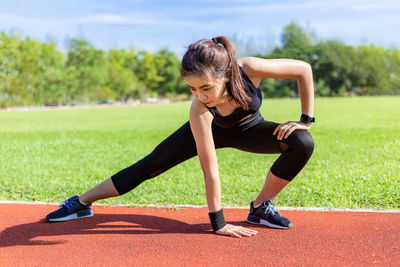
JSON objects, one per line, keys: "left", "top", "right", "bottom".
{"left": 59, "top": 199, "right": 78, "bottom": 212}
{"left": 264, "top": 202, "right": 281, "bottom": 216}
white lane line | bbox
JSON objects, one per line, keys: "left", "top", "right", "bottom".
{"left": 0, "top": 200, "right": 399, "bottom": 213}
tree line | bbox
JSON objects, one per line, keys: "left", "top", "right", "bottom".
{"left": 0, "top": 23, "right": 399, "bottom": 107}
{"left": 258, "top": 23, "right": 400, "bottom": 97}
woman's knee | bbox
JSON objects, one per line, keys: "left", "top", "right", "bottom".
{"left": 286, "top": 130, "right": 314, "bottom": 157}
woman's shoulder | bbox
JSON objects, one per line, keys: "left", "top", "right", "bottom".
{"left": 190, "top": 98, "right": 214, "bottom": 118}
{"left": 237, "top": 57, "right": 263, "bottom": 88}
{"left": 238, "top": 57, "right": 261, "bottom": 71}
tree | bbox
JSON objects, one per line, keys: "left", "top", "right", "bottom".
{"left": 135, "top": 50, "right": 165, "bottom": 98}
{"left": 65, "top": 39, "right": 108, "bottom": 103}
{"left": 311, "top": 41, "right": 357, "bottom": 96}
{"left": 355, "top": 45, "right": 394, "bottom": 95}
{"left": 154, "top": 49, "right": 186, "bottom": 96}
{"left": 1, "top": 23, "right": 400, "bottom": 107}
{"left": 0, "top": 32, "right": 21, "bottom": 107}
{"left": 281, "top": 22, "right": 316, "bottom": 50}
{"left": 36, "top": 42, "right": 66, "bottom": 105}
{"left": 107, "top": 48, "right": 145, "bottom": 101}
{"left": 262, "top": 22, "right": 317, "bottom": 97}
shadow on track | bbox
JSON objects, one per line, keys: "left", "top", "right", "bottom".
{"left": 0, "top": 213, "right": 217, "bottom": 247}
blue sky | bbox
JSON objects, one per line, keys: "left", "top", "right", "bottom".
{"left": 1, "top": 0, "right": 399, "bottom": 55}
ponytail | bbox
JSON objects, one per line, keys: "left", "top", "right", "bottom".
{"left": 212, "top": 36, "right": 250, "bottom": 110}
{"left": 181, "top": 36, "right": 250, "bottom": 110}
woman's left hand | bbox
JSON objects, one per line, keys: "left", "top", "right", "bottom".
{"left": 273, "top": 121, "right": 311, "bottom": 141}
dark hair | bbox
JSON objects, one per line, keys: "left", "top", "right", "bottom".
{"left": 180, "top": 36, "right": 250, "bottom": 110}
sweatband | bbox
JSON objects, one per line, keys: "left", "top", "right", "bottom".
{"left": 208, "top": 209, "right": 227, "bottom": 231}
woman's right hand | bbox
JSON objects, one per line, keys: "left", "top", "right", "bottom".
{"left": 215, "top": 223, "right": 258, "bottom": 238}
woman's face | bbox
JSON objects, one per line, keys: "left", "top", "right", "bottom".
{"left": 185, "top": 75, "right": 228, "bottom": 107}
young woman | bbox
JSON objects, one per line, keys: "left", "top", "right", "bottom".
{"left": 46, "top": 36, "right": 315, "bottom": 238}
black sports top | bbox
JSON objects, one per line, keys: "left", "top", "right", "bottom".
{"left": 206, "top": 67, "right": 262, "bottom": 128}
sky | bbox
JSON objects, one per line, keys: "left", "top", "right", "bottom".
{"left": 1, "top": 0, "right": 399, "bottom": 56}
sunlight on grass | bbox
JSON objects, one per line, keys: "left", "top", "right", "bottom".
{"left": 0, "top": 96, "right": 399, "bottom": 208}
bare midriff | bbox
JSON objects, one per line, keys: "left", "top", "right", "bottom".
{"left": 239, "top": 114, "right": 252, "bottom": 122}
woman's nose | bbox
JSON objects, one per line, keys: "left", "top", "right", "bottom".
{"left": 199, "top": 94, "right": 207, "bottom": 100}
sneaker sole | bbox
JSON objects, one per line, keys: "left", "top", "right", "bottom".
{"left": 246, "top": 213, "right": 293, "bottom": 229}
{"left": 47, "top": 209, "right": 94, "bottom": 222}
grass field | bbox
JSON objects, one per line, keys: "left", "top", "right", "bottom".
{"left": 0, "top": 96, "right": 399, "bottom": 209}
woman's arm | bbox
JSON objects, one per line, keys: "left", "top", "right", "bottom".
{"left": 189, "top": 98, "right": 258, "bottom": 238}
{"left": 238, "top": 57, "right": 315, "bottom": 140}
{"left": 238, "top": 57, "right": 314, "bottom": 117}
{"left": 189, "top": 98, "right": 221, "bottom": 212}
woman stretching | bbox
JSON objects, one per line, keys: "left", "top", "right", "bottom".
{"left": 46, "top": 36, "right": 315, "bottom": 238}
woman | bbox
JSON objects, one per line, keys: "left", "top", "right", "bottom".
{"left": 46, "top": 36, "right": 315, "bottom": 238}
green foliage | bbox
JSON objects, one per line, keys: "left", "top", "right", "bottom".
{"left": 35, "top": 42, "right": 66, "bottom": 105}
{"left": 1, "top": 22, "right": 400, "bottom": 107}
{"left": 355, "top": 45, "right": 395, "bottom": 95}
{"left": 154, "top": 49, "right": 187, "bottom": 96}
{"left": 281, "top": 22, "right": 316, "bottom": 50}
{"left": 135, "top": 50, "right": 166, "bottom": 97}
{"left": 107, "top": 48, "right": 144, "bottom": 100}
{"left": 259, "top": 78, "right": 293, "bottom": 98}
{"left": 0, "top": 33, "right": 190, "bottom": 107}
{"left": 312, "top": 41, "right": 357, "bottom": 96}
{"left": 260, "top": 22, "right": 400, "bottom": 97}
{"left": 65, "top": 39, "right": 109, "bottom": 102}
{"left": 0, "top": 32, "right": 20, "bottom": 107}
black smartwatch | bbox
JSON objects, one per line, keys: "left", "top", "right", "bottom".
{"left": 300, "top": 114, "right": 315, "bottom": 124}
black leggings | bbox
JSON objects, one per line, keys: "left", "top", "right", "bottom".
{"left": 111, "top": 111, "right": 314, "bottom": 195}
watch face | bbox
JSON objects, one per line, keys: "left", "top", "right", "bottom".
{"left": 301, "top": 115, "right": 315, "bottom": 123}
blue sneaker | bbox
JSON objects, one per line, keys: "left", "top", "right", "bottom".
{"left": 246, "top": 200, "right": 293, "bottom": 229}
{"left": 46, "top": 195, "right": 93, "bottom": 222}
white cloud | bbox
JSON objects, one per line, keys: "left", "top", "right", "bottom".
{"left": 184, "top": 0, "right": 400, "bottom": 16}
{"left": 0, "top": 12, "right": 160, "bottom": 26}
{"left": 70, "top": 14, "right": 159, "bottom": 25}
{"left": 1, "top": 0, "right": 399, "bottom": 53}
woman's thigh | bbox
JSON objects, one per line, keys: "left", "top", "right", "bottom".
{"left": 222, "top": 120, "right": 283, "bottom": 154}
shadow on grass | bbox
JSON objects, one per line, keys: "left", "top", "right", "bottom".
{"left": 0, "top": 213, "right": 219, "bottom": 247}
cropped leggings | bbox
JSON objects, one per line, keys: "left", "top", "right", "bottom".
{"left": 111, "top": 111, "right": 314, "bottom": 195}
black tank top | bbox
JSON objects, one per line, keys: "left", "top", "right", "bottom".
{"left": 206, "top": 67, "right": 262, "bottom": 128}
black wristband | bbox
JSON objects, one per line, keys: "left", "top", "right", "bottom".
{"left": 208, "top": 209, "right": 227, "bottom": 231}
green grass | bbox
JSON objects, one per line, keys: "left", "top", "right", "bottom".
{"left": 1, "top": 96, "right": 399, "bottom": 209}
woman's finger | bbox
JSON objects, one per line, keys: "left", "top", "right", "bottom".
{"left": 225, "top": 229, "right": 242, "bottom": 238}
{"left": 234, "top": 227, "right": 252, "bottom": 236}
{"left": 275, "top": 121, "right": 311, "bottom": 140}
{"left": 229, "top": 231, "right": 242, "bottom": 238}
{"left": 273, "top": 124, "right": 282, "bottom": 135}
{"left": 284, "top": 124, "right": 298, "bottom": 139}
{"left": 244, "top": 228, "right": 258, "bottom": 235}
{"left": 216, "top": 227, "right": 239, "bottom": 238}
{"left": 237, "top": 231, "right": 251, "bottom": 237}
{"left": 240, "top": 229, "right": 257, "bottom": 237}
{"left": 231, "top": 228, "right": 254, "bottom": 238}
{"left": 216, "top": 225, "right": 258, "bottom": 238}
{"left": 275, "top": 124, "right": 285, "bottom": 140}
{"left": 284, "top": 122, "right": 312, "bottom": 139}
{"left": 277, "top": 123, "right": 291, "bottom": 140}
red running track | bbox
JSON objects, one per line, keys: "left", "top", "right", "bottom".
{"left": 0, "top": 204, "right": 399, "bottom": 266}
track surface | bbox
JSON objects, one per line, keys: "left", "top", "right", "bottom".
{"left": 1, "top": 204, "right": 399, "bottom": 266}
